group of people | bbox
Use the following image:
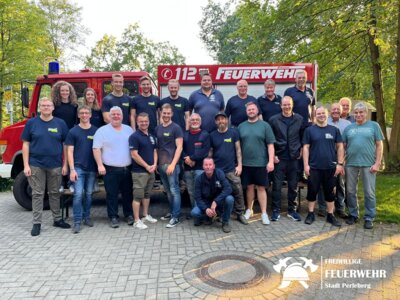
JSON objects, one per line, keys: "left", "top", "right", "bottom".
{"left": 22, "top": 71, "right": 384, "bottom": 237}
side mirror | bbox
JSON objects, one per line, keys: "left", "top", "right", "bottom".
{"left": 21, "top": 87, "right": 29, "bottom": 108}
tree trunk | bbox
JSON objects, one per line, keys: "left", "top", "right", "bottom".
{"left": 367, "top": 7, "right": 389, "bottom": 167}
{"left": 389, "top": 0, "right": 400, "bottom": 170}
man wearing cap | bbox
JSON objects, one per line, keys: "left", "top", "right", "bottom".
{"left": 210, "top": 112, "right": 248, "bottom": 225}
{"left": 189, "top": 73, "right": 224, "bottom": 133}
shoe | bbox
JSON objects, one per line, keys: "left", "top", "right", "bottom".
{"left": 166, "top": 218, "right": 179, "bottom": 228}
{"left": 261, "top": 213, "right": 270, "bottom": 225}
{"left": 336, "top": 211, "right": 348, "bottom": 219}
{"left": 73, "top": 223, "right": 81, "bottom": 234}
{"left": 364, "top": 220, "right": 373, "bottom": 229}
{"left": 31, "top": 224, "right": 41, "bottom": 236}
{"left": 53, "top": 219, "right": 71, "bottom": 229}
{"left": 271, "top": 211, "right": 280, "bottom": 222}
{"left": 194, "top": 218, "right": 201, "bottom": 226}
{"left": 69, "top": 185, "right": 75, "bottom": 193}
{"left": 327, "top": 213, "right": 341, "bottom": 227}
{"left": 203, "top": 218, "right": 213, "bottom": 225}
{"left": 186, "top": 214, "right": 192, "bottom": 220}
{"left": 127, "top": 216, "right": 134, "bottom": 226}
{"left": 346, "top": 216, "right": 359, "bottom": 225}
{"left": 237, "top": 214, "right": 249, "bottom": 225}
{"left": 84, "top": 218, "right": 94, "bottom": 227}
{"left": 317, "top": 210, "right": 327, "bottom": 217}
{"left": 288, "top": 211, "right": 302, "bottom": 222}
{"left": 142, "top": 214, "right": 157, "bottom": 223}
{"left": 58, "top": 186, "right": 64, "bottom": 193}
{"left": 222, "top": 223, "right": 231, "bottom": 233}
{"left": 134, "top": 220, "right": 148, "bottom": 230}
{"left": 160, "top": 213, "right": 172, "bottom": 221}
{"left": 244, "top": 209, "right": 253, "bottom": 220}
{"left": 93, "top": 181, "right": 100, "bottom": 192}
{"left": 304, "top": 212, "right": 315, "bottom": 225}
{"left": 110, "top": 218, "right": 119, "bottom": 228}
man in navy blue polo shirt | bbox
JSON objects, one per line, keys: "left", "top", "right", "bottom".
{"left": 66, "top": 105, "right": 98, "bottom": 233}
{"left": 258, "top": 79, "right": 282, "bottom": 123}
{"left": 22, "top": 97, "right": 71, "bottom": 236}
{"left": 302, "top": 106, "right": 344, "bottom": 227}
{"left": 101, "top": 74, "right": 133, "bottom": 127}
{"left": 225, "top": 80, "right": 258, "bottom": 127}
{"left": 129, "top": 113, "right": 158, "bottom": 230}
{"left": 131, "top": 76, "right": 160, "bottom": 135}
{"left": 210, "top": 112, "right": 248, "bottom": 225}
{"left": 189, "top": 73, "right": 224, "bottom": 133}
{"left": 160, "top": 79, "right": 190, "bottom": 131}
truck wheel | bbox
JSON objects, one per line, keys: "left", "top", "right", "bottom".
{"left": 13, "top": 171, "right": 49, "bottom": 211}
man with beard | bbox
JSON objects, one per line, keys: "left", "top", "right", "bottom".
{"left": 238, "top": 102, "right": 275, "bottom": 225}
{"left": 189, "top": 73, "right": 224, "bottom": 133}
{"left": 225, "top": 79, "right": 258, "bottom": 127}
{"left": 302, "top": 106, "right": 344, "bottom": 227}
{"left": 210, "top": 112, "right": 248, "bottom": 225}
{"left": 156, "top": 104, "right": 183, "bottom": 228}
{"left": 258, "top": 79, "right": 282, "bottom": 123}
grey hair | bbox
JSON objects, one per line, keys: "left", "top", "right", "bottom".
{"left": 110, "top": 106, "right": 123, "bottom": 115}
{"left": 353, "top": 101, "right": 368, "bottom": 112}
{"left": 190, "top": 113, "right": 202, "bottom": 122}
{"left": 264, "top": 79, "right": 276, "bottom": 86}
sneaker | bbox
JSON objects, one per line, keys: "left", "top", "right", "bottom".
{"left": 69, "top": 185, "right": 75, "bottom": 193}
{"left": 73, "top": 223, "right": 81, "bottom": 234}
{"left": 327, "top": 213, "right": 341, "bottom": 227}
{"left": 160, "top": 213, "right": 172, "bottom": 221}
{"left": 364, "top": 220, "right": 373, "bottom": 229}
{"left": 142, "top": 214, "right": 157, "bottom": 223}
{"left": 237, "top": 214, "right": 249, "bottom": 225}
{"left": 261, "top": 213, "right": 270, "bottom": 225}
{"left": 346, "top": 215, "right": 359, "bottom": 225}
{"left": 53, "top": 219, "right": 71, "bottom": 229}
{"left": 31, "top": 224, "right": 41, "bottom": 236}
{"left": 271, "top": 211, "right": 280, "bottom": 222}
{"left": 288, "top": 211, "right": 302, "bottom": 222}
{"left": 166, "top": 218, "right": 180, "bottom": 228}
{"left": 193, "top": 218, "right": 201, "bottom": 226}
{"left": 58, "top": 186, "right": 64, "bottom": 193}
{"left": 127, "top": 215, "right": 134, "bottom": 226}
{"left": 317, "top": 210, "right": 327, "bottom": 217}
{"left": 110, "top": 218, "right": 119, "bottom": 228}
{"left": 134, "top": 220, "right": 148, "bottom": 230}
{"left": 304, "top": 212, "right": 315, "bottom": 225}
{"left": 84, "top": 218, "right": 94, "bottom": 227}
{"left": 222, "top": 223, "right": 231, "bottom": 233}
{"left": 244, "top": 209, "right": 253, "bottom": 220}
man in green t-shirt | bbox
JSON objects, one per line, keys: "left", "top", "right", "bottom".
{"left": 238, "top": 102, "right": 276, "bottom": 225}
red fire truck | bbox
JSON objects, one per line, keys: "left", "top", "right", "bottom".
{"left": 0, "top": 63, "right": 317, "bottom": 210}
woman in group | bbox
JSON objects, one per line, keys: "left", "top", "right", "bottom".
{"left": 83, "top": 87, "right": 104, "bottom": 128}
{"left": 51, "top": 81, "right": 78, "bottom": 129}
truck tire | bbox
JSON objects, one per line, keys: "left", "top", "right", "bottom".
{"left": 13, "top": 171, "right": 49, "bottom": 211}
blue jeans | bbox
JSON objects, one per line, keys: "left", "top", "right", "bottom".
{"left": 272, "top": 159, "right": 298, "bottom": 212}
{"left": 159, "top": 164, "right": 181, "bottom": 219}
{"left": 191, "top": 195, "right": 234, "bottom": 224}
{"left": 345, "top": 166, "right": 376, "bottom": 221}
{"left": 72, "top": 168, "right": 96, "bottom": 224}
{"left": 103, "top": 165, "right": 133, "bottom": 219}
{"left": 184, "top": 169, "right": 203, "bottom": 208}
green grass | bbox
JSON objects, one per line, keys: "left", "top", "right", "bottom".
{"left": 357, "top": 173, "right": 400, "bottom": 224}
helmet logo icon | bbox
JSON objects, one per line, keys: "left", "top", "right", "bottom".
{"left": 273, "top": 257, "right": 318, "bottom": 289}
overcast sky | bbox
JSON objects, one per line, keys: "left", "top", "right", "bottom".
{"left": 71, "top": 0, "right": 227, "bottom": 70}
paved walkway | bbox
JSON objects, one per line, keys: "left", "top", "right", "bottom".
{"left": 0, "top": 191, "right": 399, "bottom": 299}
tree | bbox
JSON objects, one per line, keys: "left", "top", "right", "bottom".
{"left": 0, "top": 0, "right": 53, "bottom": 128}
{"left": 37, "top": 0, "right": 89, "bottom": 62}
{"left": 84, "top": 23, "right": 185, "bottom": 78}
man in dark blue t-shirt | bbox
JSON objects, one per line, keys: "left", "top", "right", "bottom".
{"left": 225, "top": 80, "right": 258, "bottom": 127}
{"left": 131, "top": 76, "right": 160, "bottom": 135}
{"left": 160, "top": 79, "right": 190, "bottom": 131}
{"left": 257, "top": 79, "right": 282, "bottom": 123}
{"left": 189, "top": 73, "right": 224, "bottom": 133}
{"left": 65, "top": 105, "right": 98, "bottom": 233}
{"left": 101, "top": 74, "right": 133, "bottom": 127}
{"left": 302, "top": 106, "right": 344, "bottom": 227}
{"left": 210, "top": 112, "right": 248, "bottom": 225}
{"left": 21, "top": 97, "right": 71, "bottom": 236}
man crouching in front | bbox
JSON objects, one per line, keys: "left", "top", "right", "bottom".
{"left": 191, "top": 158, "right": 234, "bottom": 233}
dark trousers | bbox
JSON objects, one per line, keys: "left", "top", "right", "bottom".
{"left": 103, "top": 165, "right": 133, "bottom": 219}
{"left": 272, "top": 159, "right": 298, "bottom": 212}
